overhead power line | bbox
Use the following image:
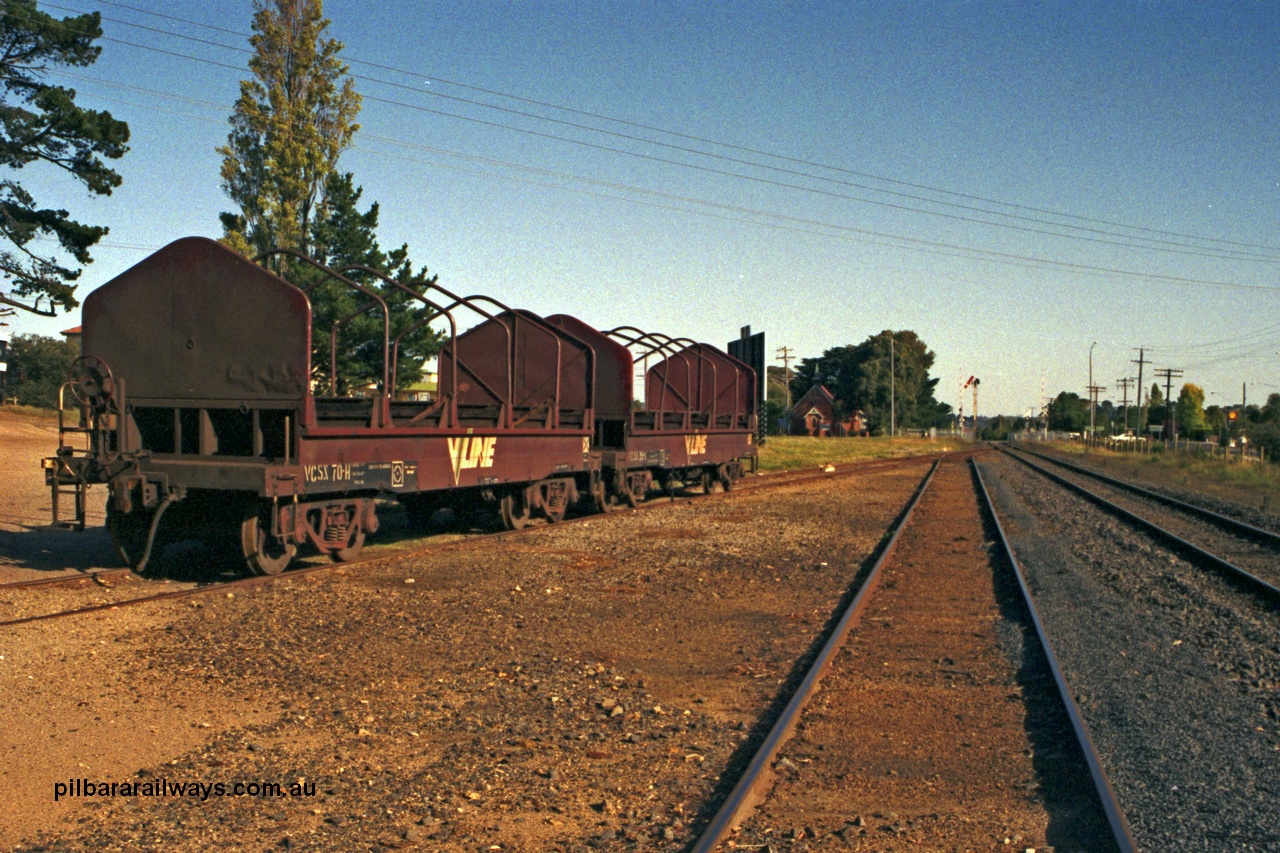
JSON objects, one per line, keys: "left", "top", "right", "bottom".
{"left": 41, "top": 0, "right": 1280, "bottom": 263}
{"left": 54, "top": 70, "right": 1280, "bottom": 297}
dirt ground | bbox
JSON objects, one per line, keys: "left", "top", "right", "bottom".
{"left": 1, "top": 419, "right": 930, "bottom": 851}
{"left": 0, "top": 411, "right": 116, "bottom": 580}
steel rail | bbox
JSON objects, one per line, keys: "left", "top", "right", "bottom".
{"left": 1015, "top": 445, "right": 1280, "bottom": 548}
{"left": 0, "top": 569, "right": 131, "bottom": 592}
{"left": 0, "top": 562, "right": 333, "bottom": 629}
{"left": 1002, "top": 447, "right": 1280, "bottom": 602}
{"left": 690, "top": 456, "right": 942, "bottom": 853}
{"left": 971, "top": 458, "right": 1139, "bottom": 852}
{"left": 1, "top": 455, "right": 942, "bottom": 630}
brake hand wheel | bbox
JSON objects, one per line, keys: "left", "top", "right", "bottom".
{"left": 68, "top": 355, "right": 115, "bottom": 409}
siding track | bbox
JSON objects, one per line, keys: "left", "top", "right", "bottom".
{"left": 694, "top": 454, "right": 1129, "bottom": 852}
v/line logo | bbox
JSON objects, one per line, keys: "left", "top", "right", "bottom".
{"left": 684, "top": 434, "right": 707, "bottom": 456}
{"left": 449, "top": 435, "right": 496, "bottom": 485}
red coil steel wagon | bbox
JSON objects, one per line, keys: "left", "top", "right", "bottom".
{"left": 44, "top": 237, "right": 756, "bottom": 576}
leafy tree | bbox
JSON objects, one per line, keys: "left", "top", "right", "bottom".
{"left": 1204, "top": 405, "right": 1227, "bottom": 443}
{"left": 1247, "top": 422, "right": 1280, "bottom": 463}
{"left": 1144, "top": 382, "right": 1168, "bottom": 431}
{"left": 979, "top": 414, "right": 1024, "bottom": 441}
{"left": 307, "top": 172, "right": 440, "bottom": 392}
{"left": 1096, "top": 399, "right": 1116, "bottom": 434}
{"left": 1047, "top": 391, "right": 1088, "bottom": 432}
{"left": 1260, "top": 392, "right": 1280, "bottom": 424}
{"left": 217, "top": 0, "right": 360, "bottom": 257}
{"left": 5, "top": 331, "right": 76, "bottom": 406}
{"left": 763, "top": 365, "right": 789, "bottom": 435}
{"left": 1174, "top": 383, "right": 1207, "bottom": 439}
{"left": 790, "top": 331, "right": 950, "bottom": 433}
{"left": 0, "top": 0, "right": 129, "bottom": 316}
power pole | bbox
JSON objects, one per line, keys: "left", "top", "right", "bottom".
{"left": 1041, "top": 373, "right": 1048, "bottom": 438}
{"left": 1116, "top": 377, "right": 1134, "bottom": 434}
{"left": 889, "top": 336, "right": 895, "bottom": 438}
{"left": 775, "top": 346, "right": 794, "bottom": 411}
{"left": 1088, "top": 341, "right": 1097, "bottom": 446}
{"left": 1132, "top": 348, "right": 1149, "bottom": 435}
{"left": 1087, "top": 384, "right": 1107, "bottom": 440}
{"left": 1155, "top": 367, "right": 1184, "bottom": 440}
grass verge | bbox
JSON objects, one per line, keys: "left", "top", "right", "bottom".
{"left": 756, "top": 435, "right": 962, "bottom": 472}
{"left": 0, "top": 404, "right": 58, "bottom": 424}
{"left": 1034, "top": 441, "right": 1278, "bottom": 515}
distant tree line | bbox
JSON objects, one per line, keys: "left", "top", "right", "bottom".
{"left": 1, "top": 332, "right": 76, "bottom": 407}
{"left": 1042, "top": 384, "right": 1280, "bottom": 458}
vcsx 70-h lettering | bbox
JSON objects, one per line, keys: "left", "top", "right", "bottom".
{"left": 304, "top": 463, "right": 351, "bottom": 482}
{"left": 449, "top": 435, "right": 497, "bottom": 484}
{"left": 684, "top": 434, "right": 707, "bottom": 456}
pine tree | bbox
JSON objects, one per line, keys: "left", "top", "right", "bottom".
{"left": 217, "top": 0, "right": 360, "bottom": 257}
{"left": 308, "top": 172, "right": 441, "bottom": 393}
{"left": 0, "top": 0, "right": 129, "bottom": 316}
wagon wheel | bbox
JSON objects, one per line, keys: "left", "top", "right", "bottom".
{"left": 107, "top": 502, "right": 155, "bottom": 574}
{"left": 591, "top": 479, "right": 619, "bottom": 514}
{"left": 68, "top": 355, "right": 115, "bottom": 410}
{"left": 239, "top": 510, "right": 296, "bottom": 575}
{"left": 499, "top": 491, "right": 532, "bottom": 531}
{"left": 718, "top": 463, "right": 735, "bottom": 493}
{"left": 700, "top": 469, "right": 718, "bottom": 495}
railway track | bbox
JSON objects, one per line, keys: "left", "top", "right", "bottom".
{"left": 1002, "top": 445, "right": 1280, "bottom": 601}
{"left": 0, "top": 454, "right": 940, "bottom": 630}
{"left": 692, "top": 453, "right": 1131, "bottom": 852}
{"left": 975, "top": 452, "right": 1280, "bottom": 850}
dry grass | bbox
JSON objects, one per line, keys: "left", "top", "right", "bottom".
{"left": 756, "top": 435, "right": 963, "bottom": 472}
{"left": 1040, "top": 440, "right": 1279, "bottom": 515}
{"left": 0, "top": 404, "right": 58, "bottom": 424}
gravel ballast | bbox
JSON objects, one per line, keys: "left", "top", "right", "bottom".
{"left": 979, "top": 454, "right": 1280, "bottom": 852}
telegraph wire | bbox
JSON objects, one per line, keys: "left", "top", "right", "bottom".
{"left": 39, "top": 2, "right": 1280, "bottom": 263}
{"left": 85, "top": 0, "right": 1280, "bottom": 257}
{"left": 51, "top": 70, "right": 1280, "bottom": 297}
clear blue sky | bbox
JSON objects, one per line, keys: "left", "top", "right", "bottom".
{"left": 8, "top": 0, "right": 1280, "bottom": 416}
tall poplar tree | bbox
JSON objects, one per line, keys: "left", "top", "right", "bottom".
{"left": 0, "top": 0, "right": 129, "bottom": 316}
{"left": 217, "top": 0, "right": 360, "bottom": 257}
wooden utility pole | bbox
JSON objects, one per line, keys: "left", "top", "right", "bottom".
{"left": 775, "top": 346, "right": 794, "bottom": 410}
{"left": 1116, "top": 377, "right": 1135, "bottom": 433}
{"left": 1132, "top": 348, "right": 1149, "bottom": 434}
{"left": 889, "top": 337, "right": 895, "bottom": 437}
{"left": 1087, "top": 385, "right": 1107, "bottom": 437}
{"left": 1155, "top": 367, "right": 1184, "bottom": 440}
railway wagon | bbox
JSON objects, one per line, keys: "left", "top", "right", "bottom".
{"left": 43, "top": 237, "right": 756, "bottom": 576}
{"left": 545, "top": 315, "right": 756, "bottom": 505}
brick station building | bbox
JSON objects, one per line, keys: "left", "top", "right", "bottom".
{"left": 789, "top": 384, "right": 866, "bottom": 437}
